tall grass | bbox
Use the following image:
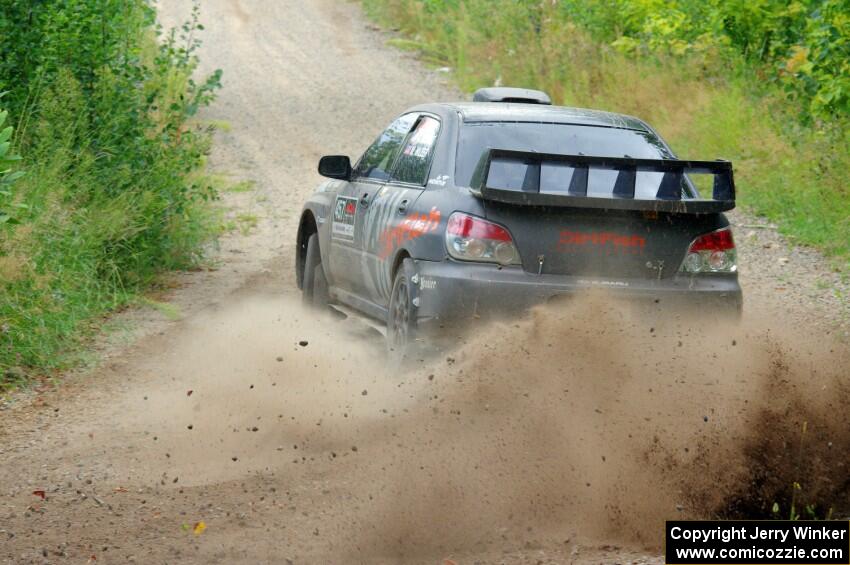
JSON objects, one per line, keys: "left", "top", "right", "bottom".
{"left": 0, "top": 2, "right": 222, "bottom": 385}
{"left": 362, "top": 0, "right": 850, "bottom": 269}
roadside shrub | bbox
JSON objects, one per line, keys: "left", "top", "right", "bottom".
{"left": 0, "top": 2, "right": 221, "bottom": 381}
{"left": 0, "top": 103, "right": 24, "bottom": 227}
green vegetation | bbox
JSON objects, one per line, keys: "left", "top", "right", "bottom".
{"left": 363, "top": 0, "right": 850, "bottom": 268}
{"left": 771, "top": 422, "right": 834, "bottom": 521}
{"left": 0, "top": 1, "right": 221, "bottom": 386}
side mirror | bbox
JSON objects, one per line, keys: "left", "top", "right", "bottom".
{"left": 318, "top": 155, "right": 352, "bottom": 180}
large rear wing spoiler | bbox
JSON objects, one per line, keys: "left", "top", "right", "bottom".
{"left": 471, "top": 149, "right": 736, "bottom": 214}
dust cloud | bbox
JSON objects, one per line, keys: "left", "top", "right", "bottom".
{"left": 332, "top": 292, "right": 849, "bottom": 561}
{"left": 101, "top": 290, "right": 849, "bottom": 562}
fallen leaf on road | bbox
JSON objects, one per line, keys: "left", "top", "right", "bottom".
{"left": 32, "top": 490, "right": 46, "bottom": 500}
{"left": 114, "top": 487, "right": 127, "bottom": 493}
{"left": 187, "top": 390, "right": 193, "bottom": 396}
{"left": 193, "top": 521, "right": 206, "bottom": 535}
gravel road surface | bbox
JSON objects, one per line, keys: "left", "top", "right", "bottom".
{"left": 1, "top": 1, "right": 848, "bottom": 563}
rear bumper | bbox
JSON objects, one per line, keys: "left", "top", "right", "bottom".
{"left": 412, "top": 259, "right": 742, "bottom": 328}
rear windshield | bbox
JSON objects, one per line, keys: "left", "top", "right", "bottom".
{"left": 455, "top": 122, "right": 681, "bottom": 198}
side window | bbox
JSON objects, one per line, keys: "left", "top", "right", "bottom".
{"left": 354, "top": 113, "right": 418, "bottom": 181}
{"left": 392, "top": 116, "right": 441, "bottom": 186}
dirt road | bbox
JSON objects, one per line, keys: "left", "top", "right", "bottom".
{"left": 2, "top": 1, "right": 849, "bottom": 563}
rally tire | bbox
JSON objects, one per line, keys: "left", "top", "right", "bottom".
{"left": 301, "top": 234, "right": 328, "bottom": 308}
{"left": 386, "top": 258, "right": 418, "bottom": 364}
{"left": 312, "top": 262, "right": 329, "bottom": 307}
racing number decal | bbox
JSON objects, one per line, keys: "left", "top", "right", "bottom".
{"left": 332, "top": 196, "right": 357, "bottom": 241}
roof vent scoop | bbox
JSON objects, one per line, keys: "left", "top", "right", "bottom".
{"left": 472, "top": 87, "right": 552, "bottom": 105}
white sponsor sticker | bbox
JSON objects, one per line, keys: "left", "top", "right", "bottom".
{"left": 428, "top": 175, "right": 450, "bottom": 187}
{"left": 332, "top": 196, "right": 357, "bottom": 240}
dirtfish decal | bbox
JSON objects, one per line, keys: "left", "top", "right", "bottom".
{"left": 332, "top": 196, "right": 357, "bottom": 240}
{"left": 558, "top": 229, "right": 645, "bottom": 255}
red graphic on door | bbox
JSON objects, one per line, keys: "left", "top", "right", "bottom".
{"left": 379, "top": 207, "right": 441, "bottom": 259}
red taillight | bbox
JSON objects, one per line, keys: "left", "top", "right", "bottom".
{"left": 680, "top": 227, "right": 737, "bottom": 274}
{"left": 688, "top": 228, "right": 735, "bottom": 252}
{"left": 445, "top": 212, "right": 520, "bottom": 265}
{"left": 447, "top": 213, "right": 513, "bottom": 242}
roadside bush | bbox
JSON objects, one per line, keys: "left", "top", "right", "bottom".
{"left": 0, "top": 103, "right": 24, "bottom": 226}
{"left": 0, "top": 2, "right": 221, "bottom": 382}
{"left": 557, "top": 0, "right": 850, "bottom": 122}
{"left": 362, "top": 0, "right": 850, "bottom": 268}
{"left": 370, "top": 0, "right": 849, "bottom": 122}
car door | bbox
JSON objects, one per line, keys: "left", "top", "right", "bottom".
{"left": 328, "top": 113, "right": 417, "bottom": 299}
{"left": 359, "top": 114, "right": 442, "bottom": 307}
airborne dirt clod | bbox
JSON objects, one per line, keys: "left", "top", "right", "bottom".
{"left": 1, "top": 1, "right": 849, "bottom": 564}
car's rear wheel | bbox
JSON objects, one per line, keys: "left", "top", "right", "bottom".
{"left": 387, "top": 258, "right": 418, "bottom": 363}
{"left": 301, "top": 233, "right": 329, "bottom": 307}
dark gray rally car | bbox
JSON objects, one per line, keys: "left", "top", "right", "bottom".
{"left": 296, "top": 87, "right": 742, "bottom": 354}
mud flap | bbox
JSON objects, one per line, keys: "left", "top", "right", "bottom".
{"left": 386, "top": 258, "right": 428, "bottom": 366}
{"left": 402, "top": 258, "right": 420, "bottom": 319}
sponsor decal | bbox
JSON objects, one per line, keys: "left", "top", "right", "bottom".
{"left": 420, "top": 276, "right": 437, "bottom": 290}
{"left": 379, "top": 207, "right": 441, "bottom": 259}
{"left": 332, "top": 196, "right": 357, "bottom": 240}
{"left": 558, "top": 229, "right": 645, "bottom": 255}
{"left": 428, "top": 174, "right": 450, "bottom": 187}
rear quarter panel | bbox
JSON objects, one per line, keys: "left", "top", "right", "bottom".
{"left": 391, "top": 185, "right": 484, "bottom": 264}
